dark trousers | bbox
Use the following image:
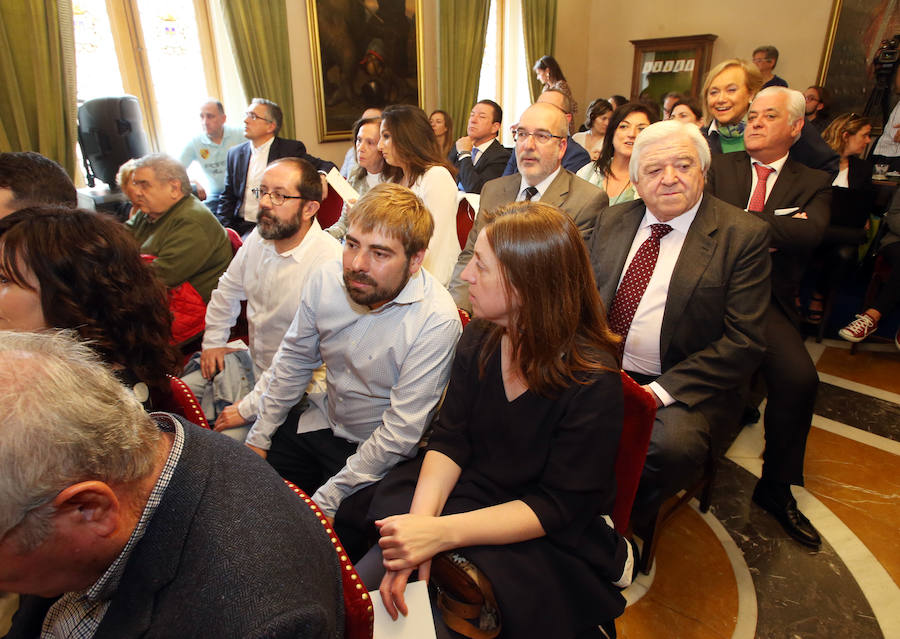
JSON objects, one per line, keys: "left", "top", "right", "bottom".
{"left": 267, "top": 405, "right": 358, "bottom": 496}
{"left": 873, "top": 241, "right": 900, "bottom": 315}
{"left": 760, "top": 303, "right": 819, "bottom": 485}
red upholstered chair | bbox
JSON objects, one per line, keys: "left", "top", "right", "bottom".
{"left": 457, "top": 307, "right": 471, "bottom": 328}
{"left": 456, "top": 199, "right": 475, "bottom": 250}
{"left": 611, "top": 371, "right": 656, "bottom": 534}
{"left": 225, "top": 227, "right": 243, "bottom": 254}
{"left": 167, "top": 374, "right": 210, "bottom": 429}
{"left": 283, "top": 481, "right": 374, "bottom": 639}
{"left": 317, "top": 189, "right": 344, "bottom": 229}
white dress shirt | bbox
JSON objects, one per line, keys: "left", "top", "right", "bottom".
{"left": 202, "top": 221, "right": 342, "bottom": 419}
{"left": 517, "top": 166, "right": 562, "bottom": 201}
{"left": 246, "top": 260, "right": 462, "bottom": 515}
{"left": 241, "top": 136, "right": 274, "bottom": 223}
{"left": 619, "top": 198, "right": 702, "bottom": 405}
{"left": 409, "top": 165, "right": 461, "bottom": 285}
{"left": 746, "top": 153, "right": 789, "bottom": 209}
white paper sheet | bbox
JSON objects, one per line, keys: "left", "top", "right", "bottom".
{"left": 326, "top": 167, "right": 360, "bottom": 203}
{"left": 371, "top": 580, "right": 437, "bottom": 639}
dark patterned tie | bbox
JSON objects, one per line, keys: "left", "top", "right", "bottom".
{"left": 748, "top": 163, "right": 774, "bottom": 212}
{"left": 608, "top": 223, "right": 674, "bottom": 350}
{"left": 523, "top": 186, "right": 538, "bottom": 201}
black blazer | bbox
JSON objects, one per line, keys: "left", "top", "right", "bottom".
{"left": 217, "top": 137, "right": 335, "bottom": 233}
{"left": 588, "top": 196, "right": 771, "bottom": 451}
{"left": 448, "top": 138, "right": 511, "bottom": 193}
{"left": 706, "top": 151, "right": 832, "bottom": 324}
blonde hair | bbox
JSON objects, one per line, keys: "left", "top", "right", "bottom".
{"left": 702, "top": 59, "right": 763, "bottom": 124}
{"left": 347, "top": 182, "right": 434, "bottom": 257}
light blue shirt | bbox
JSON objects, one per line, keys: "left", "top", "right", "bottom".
{"left": 179, "top": 125, "right": 245, "bottom": 199}
{"left": 246, "top": 259, "right": 462, "bottom": 515}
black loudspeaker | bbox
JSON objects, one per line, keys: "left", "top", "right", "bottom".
{"left": 77, "top": 95, "right": 149, "bottom": 188}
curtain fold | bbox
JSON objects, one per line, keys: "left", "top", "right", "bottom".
{"left": 438, "top": 0, "right": 491, "bottom": 140}
{"left": 0, "top": 0, "right": 76, "bottom": 175}
{"left": 221, "top": 0, "right": 295, "bottom": 139}
{"left": 521, "top": 0, "right": 557, "bottom": 102}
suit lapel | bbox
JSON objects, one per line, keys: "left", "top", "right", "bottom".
{"left": 764, "top": 159, "right": 801, "bottom": 213}
{"left": 542, "top": 170, "right": 571, "bottom": 208}
{"left": 660, "top": 197, "right": 718, "bottom": 359}
{"left": 595, "top": 200, "right": 644, "bottom": 306}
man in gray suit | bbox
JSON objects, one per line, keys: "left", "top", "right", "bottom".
{"left": 588, "top": 120, "right": 771, "bottom": 527}
{"left": 449, "top": 101, "right": 608, "bottom": 311}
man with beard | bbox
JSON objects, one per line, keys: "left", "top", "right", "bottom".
{"left": 244, "top": 182, "right": 462, "bottom": 520}
{"left": 189, "top": 157, "right": 341, "bottom": 435}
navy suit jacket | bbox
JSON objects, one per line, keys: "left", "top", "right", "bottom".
{"left": 217, "top": 137, "right": 335, "bottom": 233}
{"left": 706, "top": 151, "right": 832, "bottom": 324}
{"left": 448, "top": 138, "right": 511, "bottom": 193}
{"left": 502, "top": 135, "right": 591, "bottom": 176}
{"left": 6, "top": 416, "right": 345, "bottom": 639}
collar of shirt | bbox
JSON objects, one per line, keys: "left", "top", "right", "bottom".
{"left": 343, "top": 268, "right": 426, "bottom": 314}
{"left": 750, "top": 152, "right": 789, "bottom": 176}
{"left": 251, "top": 136, "right": 275, "bottom": 156}
{"left": 88, "top": 414, "right": 184, "bottom": 602}
{"left": 266, "top": 218, "right": 326, "bottom": 264}
{"left": 641, "top": 194, "right": 702, "bottom": 236}
{"left": 518, "top": 166, "right": 562, "bottom": 201}
{"left": 471, "top": 138, "right": 494, "bottom": 161}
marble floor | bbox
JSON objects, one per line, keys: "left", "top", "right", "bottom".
{"left": 618, "top": 337, "right": 900, "bottom": 639}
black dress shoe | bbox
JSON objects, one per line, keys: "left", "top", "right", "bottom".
{"left": 752, "top": 482, "right": 822, "bottom": 550}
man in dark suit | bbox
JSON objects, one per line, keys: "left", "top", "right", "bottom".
{"left": 448, "top": 99, "right": 511, "bottom": 193}
{"left": 1, "top": 331, "right": 344, "bottom": 638}
{"left": 501, "top": 89, "right": 591, "bottom": 176}
{"left": 589, "top": 119, "right": 771, "bottom": 531}
{"left": 217, "top": 98, "right": 334, "bottom": 236}
{"left": 449, "top": 102, "right": 608, "bottom": 311}
{"left": 707, "top": 86, "right": 832, "bottom": 549}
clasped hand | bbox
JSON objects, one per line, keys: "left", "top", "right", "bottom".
{"left": 376, "top": 514, "right": 447, "bottom": 620}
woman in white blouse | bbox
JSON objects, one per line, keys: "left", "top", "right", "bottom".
{"left": 378, "top": 105, "right": 460, "bottom": 285}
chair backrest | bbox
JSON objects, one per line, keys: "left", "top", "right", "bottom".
{"left": 167, "top": 374, "right": 210, "bottom": 429}
{"left": 225, "top": 227, "right": 243, "bottom": 255}
{"left": 612, "top": 371, "right": 657, "bottom": 534}
{"left": 456, "top": 199, "right": 475, "bottom": 250}
{"left": 283, "top": 480, "right": 374, "bottom": 639}
{"left": 317, "top": 189, "right": 344, "bottom": 229}
{"left": 457, "top": 307, "right": 471, "bottom": 328}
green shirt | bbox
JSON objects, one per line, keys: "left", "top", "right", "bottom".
{"left": 127, "top": 194, "right": 232, "bottom": 302}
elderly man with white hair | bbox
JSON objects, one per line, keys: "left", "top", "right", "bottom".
{"left": 0, "top": 330, "right": 344, "bottom": 638}
{"left": 706, "top": 86, "right": 832, "bottom": 550}
{"left": 589, "top": 119, "right": 772, "bottom": 540}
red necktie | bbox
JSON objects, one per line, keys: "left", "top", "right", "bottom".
{"left": 608, "top": 223, "right": 674, "bottom": 349}
{"left": 748, "top": 163, "right": 774, "bottom": 212}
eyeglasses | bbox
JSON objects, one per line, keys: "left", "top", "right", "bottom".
{"left": 804, "top": 96, "right": 820, "bottom": 103}
{"left": 513, "top": 128, "right": 564, "bottom": 144}
{"left": 245, "top": 111, "right": 273, "bottom": 123}
{"left": 251, "top": 187, "right": 304, "bottom": 206}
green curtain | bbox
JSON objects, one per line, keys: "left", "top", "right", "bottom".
{"left": 0, "top": 0, "right": 76, "bottom": 175}
{"left": 221, "top": 0, "right": 295, "bottom": 139}
{"left": 521, "top": 0, "right": 557, "bottom": 102}
{"left": 438, "top": 0, "right": 491, "bottom": 140}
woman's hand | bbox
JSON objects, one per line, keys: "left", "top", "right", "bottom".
{"left": 376, "top": 514, "right": 448, "bottom": 571}
{"left": 379, "top": 562, "right": 430, "bottom": 620}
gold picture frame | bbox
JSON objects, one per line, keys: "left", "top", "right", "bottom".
{"left": 306, "top": 0, "right": 425, "bottom": 142}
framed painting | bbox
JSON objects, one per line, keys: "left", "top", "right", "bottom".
{"left": 306, "top": 0, "right": 425, "bottom": 142}
{"left": 629, "top": 34, "right": 717, "bottom": 104}
{"left": 818, "top": 0, "right": 900, "bottom": 128}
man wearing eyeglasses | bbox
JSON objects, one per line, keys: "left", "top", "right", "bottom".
{"left": 217, "top": 98, "right": 335, "bottom": 236}
{"left": 186, "top": 157, "right": 341, "bottom": 437}
{"left": 448, "top": 101, "right": 608, "bottom": 311}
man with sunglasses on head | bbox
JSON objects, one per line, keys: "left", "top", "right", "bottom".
{"left": 448, "top": 101, "right": 608, "bottom": 311}
{"left": 217, "top": 98, "right": 335, "bottom": 236}
{"left": 192, "top": 157, "right": 341, "bottom": 437}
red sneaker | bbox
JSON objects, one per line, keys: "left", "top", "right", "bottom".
{"left": 839, "top": 313, "right": 878, "bottom": 343}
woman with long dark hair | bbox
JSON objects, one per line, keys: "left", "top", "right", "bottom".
{"left": 533, "top": 55, "right": 578, "bottom": 132}
{"left": 573, "top": 98, "right": 613, "bottom": 161}
{"left": 429, "top": 109, "right": 454, "bottom": 158}
{"left": 577, "top": 103, "right": 656, "bottom": 204}
{"left": 362, "top": 202, "right": 632, "bottom": 638}
{"left": 0, "top": 207, "right": 179, "bottom": 408}
{"left": 379, "top": 104, "right": 460, "bottom": 285}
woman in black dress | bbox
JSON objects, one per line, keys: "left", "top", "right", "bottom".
{"left": 369, "top": 202, "right": 633, "bottom": 638}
